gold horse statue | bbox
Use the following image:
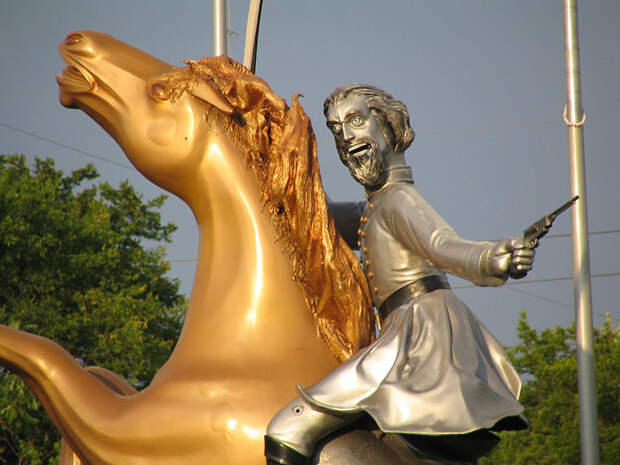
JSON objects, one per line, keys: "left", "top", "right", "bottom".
{"left": 1, "top": 30, "right": 447, "bottom": 465}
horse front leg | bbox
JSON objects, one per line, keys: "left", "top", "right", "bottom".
{"left": 0, "top": 324, "right": 126, "bottom": 464}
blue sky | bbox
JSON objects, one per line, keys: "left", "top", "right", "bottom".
{"left": 1, "top": 1, "right": 618, "bottom": 346}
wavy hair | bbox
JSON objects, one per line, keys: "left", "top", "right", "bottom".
{"left": 158, "top": 57, "right": 374, "bottom": 361}
{"left": 323, "top": 84, "right": 415, "bottom": 153}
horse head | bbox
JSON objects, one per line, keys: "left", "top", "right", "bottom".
{"left": 57, "top": 30, "right": 239, "bottom": 200}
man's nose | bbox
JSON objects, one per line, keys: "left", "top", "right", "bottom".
{"left": 342, "top": 125, "right": 354, "bottom": 142}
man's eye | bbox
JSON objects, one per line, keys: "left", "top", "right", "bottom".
{"left": 350, "top": 116, "right": 363, "bottom": 127}
{"left": 330, "top": 123, "right": 342, "bottom": 133}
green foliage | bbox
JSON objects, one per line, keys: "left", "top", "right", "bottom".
{"left": 481, "top": 313, "right": 620, "bottom": 465}
{"left": 0, "top": 155, "right": 186, "bottom": 464}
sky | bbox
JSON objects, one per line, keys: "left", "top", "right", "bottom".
{"left": 0, "top": 0, "right": 618, "bottom": 347}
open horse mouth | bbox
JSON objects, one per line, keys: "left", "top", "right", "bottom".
{"left": 57, "top": 64, "right": 93, "bottom": 93}
{"left": 56, "top": 34, "right": 96, "bottom": 106}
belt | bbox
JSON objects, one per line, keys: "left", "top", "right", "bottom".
{"left": 378, "top": 275, "right": 450, "bottom": 319}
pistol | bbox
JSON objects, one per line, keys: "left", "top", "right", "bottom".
{"left": 522, "top": 195, "right": 579, "bottom": 248}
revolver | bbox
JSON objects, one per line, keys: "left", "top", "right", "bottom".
{"left": 522, "top": 195, "right": 579, "bottom": 248}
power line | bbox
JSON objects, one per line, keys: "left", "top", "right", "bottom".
{"left": 453, "top": 272, "right": 620, "bottom": 319}
{"left": 504, "top": 285, "right": 616, "bottom": 320}
{"left": 452, "top": 271, "right": 620, "bottom": 289}
{"left": 0, "top": 121, "right": 135, "bottom": 170}
{"left": 503, "top": 285, "right": 572, "bottom": 308}
{"left": 5, "top": 119, "right": 620, "bottom": 293}
{"left": 546, "top": 229, "right": 620, "bottom": 239}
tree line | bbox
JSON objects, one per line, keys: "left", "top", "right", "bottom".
{"left": 0, "top": 155, "right": 617, "bottom": 464}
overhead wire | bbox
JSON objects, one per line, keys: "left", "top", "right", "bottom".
{"left": 501, "top": 286, "right": 616, "bottom": 320}
{"left": 452, "top": 272, "right": 620, "bottom": 319}
{"left": 4, "top": 118, "right": 620, "bottom": 317}
{"left": 0, "top": 121, "right": 135, "bottom": 170}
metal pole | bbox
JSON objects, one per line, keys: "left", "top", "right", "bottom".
{"left": 243, "top": 0, "right": 264, "bottom": 73}
{"left": 562, "top": 2, "right": 599, "bottom": 464}
{"left": 213, "top": 0, "right": 227, "bottom": 56}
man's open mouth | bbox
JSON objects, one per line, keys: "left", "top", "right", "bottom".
{"left": 348, "top": 142, "right": 372, "bottom": 158}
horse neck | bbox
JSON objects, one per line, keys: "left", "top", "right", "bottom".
{"left": 167, "top": 126, "right": 329, "bottom": 368}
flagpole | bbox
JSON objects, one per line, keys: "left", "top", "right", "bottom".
{"left": 563, "top": 2, "right": 599, "bottom": 464}
{"left": 213, "top": 0, "right": 227, "bottom": 56}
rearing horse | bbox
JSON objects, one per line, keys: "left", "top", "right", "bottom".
{"left": 1, "top": 30, "right": 375, "bottom": 465}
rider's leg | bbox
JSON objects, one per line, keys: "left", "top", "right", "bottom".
{"left": 265, "top": 396, "right": 360, "bottom": 465}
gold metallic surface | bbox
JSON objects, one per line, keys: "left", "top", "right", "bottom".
{"left": 0, "top": 30, "right": 374, "bottom": 465}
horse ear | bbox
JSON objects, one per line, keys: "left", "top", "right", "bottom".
{"left": 190, "top": 76, "right": 236, "bottom": 115}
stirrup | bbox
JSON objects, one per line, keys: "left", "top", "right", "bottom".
{"left": 265, "top": 436, "right": 309, "bottom": 465}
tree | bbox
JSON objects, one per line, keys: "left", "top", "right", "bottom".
{"left": 481, "top": 313, "right": 619, "bottom": 465}
{"left": 0, "top": 155, "right": 186, "bottom": 464}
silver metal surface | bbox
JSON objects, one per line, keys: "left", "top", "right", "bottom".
{"left": 314, "top": 429, "right": 452, "bottom": 465}
{"left": 267, "top": 397, "right": 358, "bottom": 456}
{"left": 563, "top": 1, "right": 599, "bottom": 464}
{"left": 268, "top": 88, "right": 533, "bottom": 462}
{"left": 212, "top": 0, "right": 227, "bottom": 56}
{"left": 358, "top": 180, "right": 504, "bottom": 308}
{"left": 243, "top": 0, "right": 263, "bottom": 72}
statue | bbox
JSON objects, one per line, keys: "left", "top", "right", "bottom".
{"left": 265, "top": 85, "right": 536, "bottom": 465}
{"left": 0, "top": 31, "right": 453, "bottom": 465}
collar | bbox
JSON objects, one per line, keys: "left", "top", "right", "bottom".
{"left": 365, "top": 166, "right": 414, "bottom": 199}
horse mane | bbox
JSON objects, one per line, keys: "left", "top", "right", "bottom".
{"left": 159, "top": 56, "right": 374, "bottom": 361}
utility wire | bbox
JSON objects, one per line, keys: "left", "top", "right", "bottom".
{"left": 545, "top": 230, "right": 620, "bottom": 239}
{"left": 5, "top": 118, "right": 620, "bottom": 303}
{"left": 0, "top": 121, "right": 134, "bottom": 170}
{"left": 453, "top": 272, "right": 620, "bottom": 319}
{"left": 452, "top": 271, "right": 620, "bottom": 288}
{"left": 7, "top": 120, "right": 620, "bottom": 246}
{"left": 505, "top": 286, "right": 615, "bottom": 320}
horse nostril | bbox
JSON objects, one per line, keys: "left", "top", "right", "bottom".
{"left": 64, "top": 33, "right": 83, "bottom": 45}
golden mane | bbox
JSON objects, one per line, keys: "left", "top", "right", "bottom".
{"left": 158, "top": 56, "right": 374, "bottom": 360}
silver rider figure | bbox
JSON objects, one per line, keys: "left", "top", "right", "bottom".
{"left": 265, "top": 85, "right": 535, "bottom": 465}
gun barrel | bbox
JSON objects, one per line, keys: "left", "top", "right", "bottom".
{"left": 522, "top": 195, "right": 579, "bottom": 248}
{"left": 549, "top": 195, "right": 579, "bottom": 220}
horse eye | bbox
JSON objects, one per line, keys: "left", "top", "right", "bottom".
{"left": 149, "top": 82, "right": 170, "bottom": 101}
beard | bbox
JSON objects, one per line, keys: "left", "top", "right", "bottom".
{"left": 339, "top": 140, "right": 388, "bottom": 189}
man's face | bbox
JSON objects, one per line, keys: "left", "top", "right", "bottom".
{"left": 326, "top": 94, "right": 389, "bottom": 189}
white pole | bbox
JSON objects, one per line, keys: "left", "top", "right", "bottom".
{"left": 562, "top": 2, "right": 599, "bottom": 464}
{"left": 213, "top": 0, "right": 227, "bottom": 56}
{"left": 243, "top": 0, "right": 263, "bottom": 73}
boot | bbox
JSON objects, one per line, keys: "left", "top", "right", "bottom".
{"left": 265, "top": 436, "right": 310, "bottom": 465}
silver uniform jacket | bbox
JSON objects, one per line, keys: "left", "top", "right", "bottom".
{"left": 360, "top": 179, "right": 504, "bottom": 308}
{"left": 302, "top": 177, "right": 525, "bottom": 435}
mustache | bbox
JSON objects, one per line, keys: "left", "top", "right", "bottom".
{"left": 338, "top": 139, "right": 374, "bottom": 162}
{"left": 339, "top": 143, "right": 387, "bottom": 188}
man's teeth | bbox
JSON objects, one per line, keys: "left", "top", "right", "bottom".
{"left": 348, "top": 143, "right": 371, "bottom": 157}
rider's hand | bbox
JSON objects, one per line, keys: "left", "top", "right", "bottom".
{"left": 488, "top": 238, "right": 535, "bottom": 280}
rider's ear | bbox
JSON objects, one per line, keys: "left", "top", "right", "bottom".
{"left": 189, "top": 76, "right": 236, "bottom": 115}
